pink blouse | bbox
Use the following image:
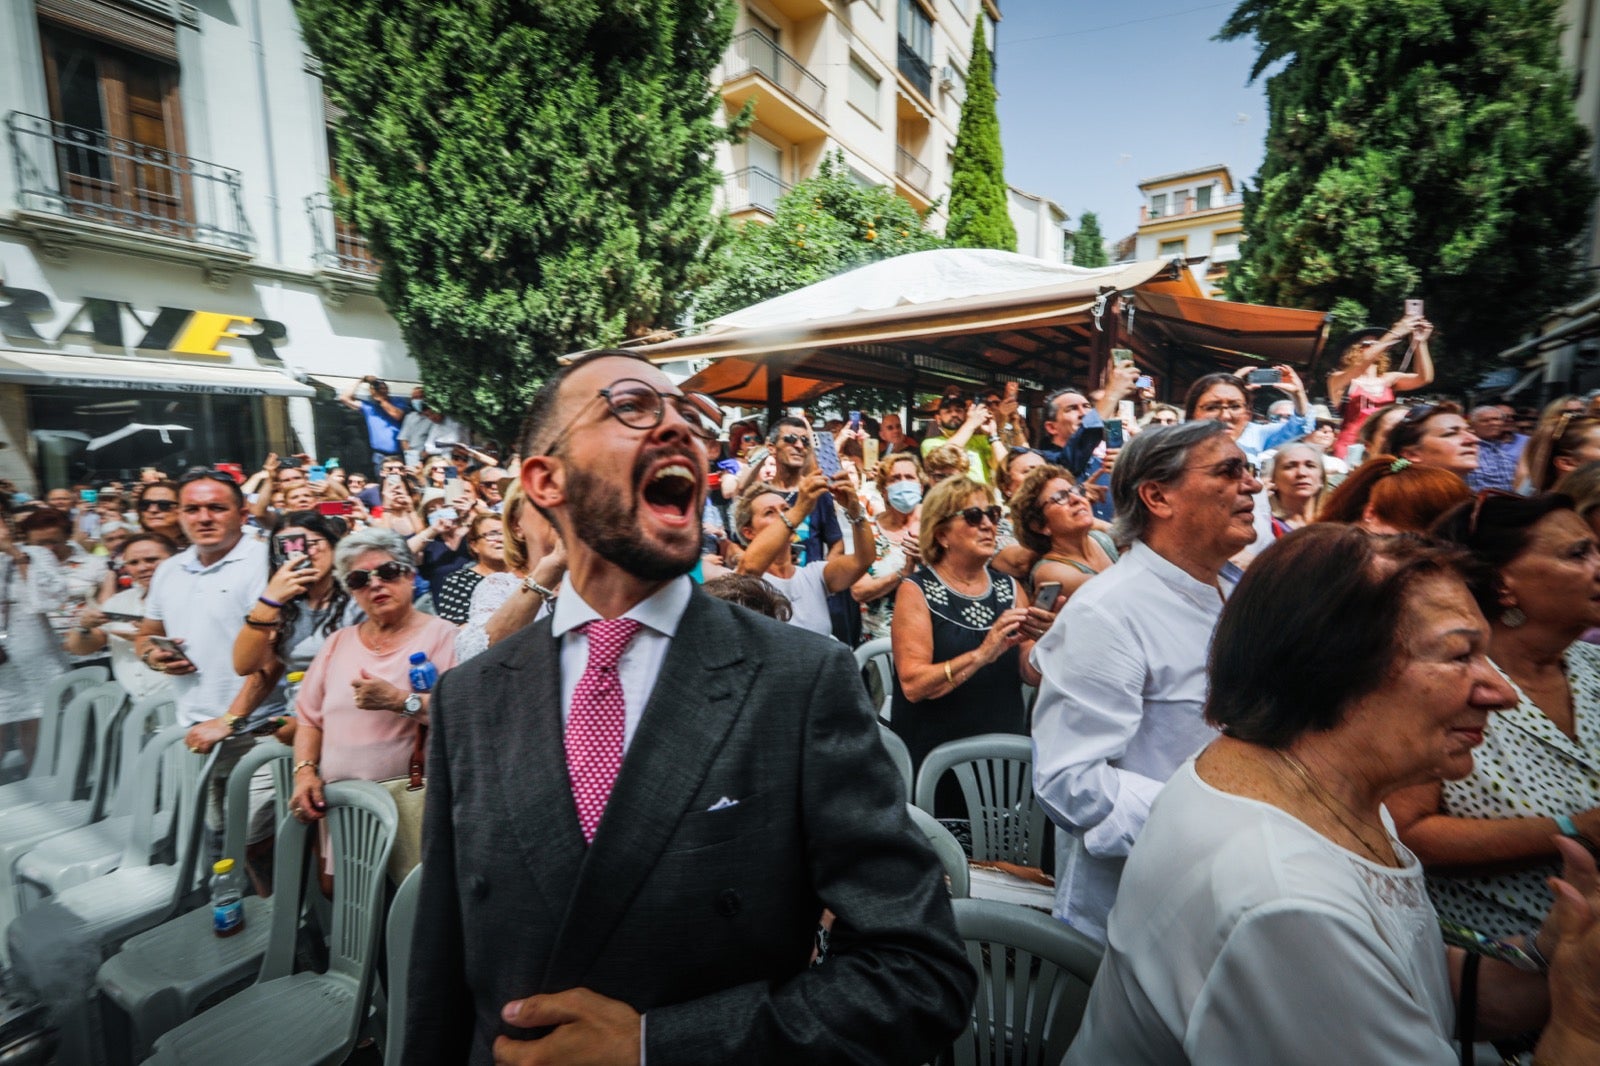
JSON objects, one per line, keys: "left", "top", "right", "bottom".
{"left": 297, "top": 614, "right": 459, "bottom": 785}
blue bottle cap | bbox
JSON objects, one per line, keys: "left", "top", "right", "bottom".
{"left": 409, "top": 652, "right": 427, "bottom": 663}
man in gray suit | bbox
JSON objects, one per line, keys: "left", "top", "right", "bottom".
{"left": 404, "top": 350, "right": 973, "bottom": 1065}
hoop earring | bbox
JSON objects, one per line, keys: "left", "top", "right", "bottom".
{"left": 1501, "top": 607, "right": 1527, "bottom": 628}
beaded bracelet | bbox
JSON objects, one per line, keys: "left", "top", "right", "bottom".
{"left": 258, "top": 595, "right": 285, "bottom": 610}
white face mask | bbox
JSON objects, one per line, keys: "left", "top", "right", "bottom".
{"left": 886, "top": 481, "right": 923, "bottom": 514}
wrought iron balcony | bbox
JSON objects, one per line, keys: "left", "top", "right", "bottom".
{"left": 895, "top": 146, "right": 931, "bottom": 195}
{"left": 306, "top": 192, "right": 380, "bottom": 276}
{"left": 725, "top": 166, "right": 790, "bottom": 217}
{"left": 724, "top": 30, "right": 826, "bottom": 118}
{"left": 897, "top": 36, "right": 933, "bottom": 100}
{"left": 6, "top": 111, "right": 252, "bottom": 253}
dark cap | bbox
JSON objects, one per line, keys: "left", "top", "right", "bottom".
{"left": 938, "top": 386, "right": 967, "bottom": 410}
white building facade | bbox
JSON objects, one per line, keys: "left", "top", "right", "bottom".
{"left": 715, "top": 0, "right": 1000, "bottom": 226}
{"left": 1006, "top": 184, "right": 1067, "bottom": 263}
{"left": 0, "top": 0, "right": 416, "bottom": 493}
{"left": 1132, "top": 164, "right": 1244, "bottom": 299}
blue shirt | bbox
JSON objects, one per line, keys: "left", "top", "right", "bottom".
{"left": 1235, "top": 411, "right": 1314, "bottom": 459}
{"left": 1466, "top": 433, "right": 1527, "bottom": 492}
{"left": 360, "top": 398, "right": 402, "bottom": 454}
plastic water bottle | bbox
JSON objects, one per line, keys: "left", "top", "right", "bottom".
{"left": 408, "top": 652, "right": 438, "bottom": 693}
{"left": 211, "top": 858, "right": 245, "bottom": 938}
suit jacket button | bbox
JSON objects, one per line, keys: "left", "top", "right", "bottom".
{"left": 715, "top": 889, "right": 741, "bottom": 917}
{"left": 470, "top": 875, "right": 489, "bottom": 900}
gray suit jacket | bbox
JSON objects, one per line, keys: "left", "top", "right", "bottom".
{"left": 403, "top": 587, "right": 973, "bottom": 1065}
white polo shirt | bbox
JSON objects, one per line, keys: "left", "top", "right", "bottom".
{"left": 144, "top": 534, "right": 268, "bottom": 727}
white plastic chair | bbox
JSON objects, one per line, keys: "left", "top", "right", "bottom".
{"left": 140, "top": 781, "right": 399, "bottom": 1066}
{"left": 853, "top": 636, "right": 895, "bottom": 720}
{"left": 14, "top": 694, "right": 179, "bottom": 903}
{"left": 0, "top": 666, "right": 108, "bottom": 811}
{"left": 906, "top": 804, "right": 968, "bottom": 898}
{"left": 384, "top": 863, "right": 424, "bottom": 1062}
{"left": 914, "top": 734, "right": 1045, "bottom": 867}
{"left": 96, "top": 741, "right": 293, "bottom": 1059}
{"left": 947, "top": 898, "right": 1103, "bottom": 1066}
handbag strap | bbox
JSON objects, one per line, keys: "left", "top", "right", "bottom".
{"left": 406, "top": 723, "right": 428, "bottom": 791}
{"left": 1456, "top": 949, "right": 1479, "bottom": 1066}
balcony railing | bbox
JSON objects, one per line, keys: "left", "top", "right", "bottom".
{"left": 306, "top": 192, "right": 380, "bottom": 275}
{"left": 724, "top": 31, "right": 826, "bottom": 118}
{"left": 725, "top": 166, "right": 790, "bottom": 216}
{"left": 895, "top": 146, "right": 931, "bottom": 194}
{"left": 1141, "top": 190, "right": 1244, "bottom": 223}
{"left": 897, "top": 36, "right": 933, "bottom": 100}
{"left": 6, "top": 111, "right": 252, "bottom": 253}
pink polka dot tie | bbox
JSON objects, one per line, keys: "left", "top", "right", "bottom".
{"left": 566, "top": 618, "right": 643, "bottom": 843}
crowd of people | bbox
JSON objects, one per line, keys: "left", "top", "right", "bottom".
{"left": 10, "top": 329, "right": 1600, "bottom": 1062}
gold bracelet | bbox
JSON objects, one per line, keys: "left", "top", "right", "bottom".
{"left": 293, "top": 760, "right": 319, "bottom": 776}
{"left": 944, "top": 661, "right": 954, "bottom": 685}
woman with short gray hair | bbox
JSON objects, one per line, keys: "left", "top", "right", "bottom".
{"left": 290, "top": 520, "right": 455, "bottom": 879}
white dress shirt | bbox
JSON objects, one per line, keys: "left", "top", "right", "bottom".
{"left": 143, "top": 536, "right": 268, "bottom": 727}
{"left": 549, "top": 574, "right": 692, "bottom": 751}
{"left": 1029, "top": 540, "right": 1230, "bottom": 942}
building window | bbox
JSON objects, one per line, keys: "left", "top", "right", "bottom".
{"left": 1213, "top": 230, "right": 1240, "bottom": 250}
{"left": 1159, "top": 238, "right": 1187, "bottom": 257}
{"left": 898, "top": 0, "right": 935, "bottom": 99}
{"left": 1149, "top": 193, "right": 1167, "bottom": 218}
{"left": 1195, "top": 184, "right": 1213, "bottom": 211}
{"left": 848, "top": 55, "right": 881, "bottom": 121}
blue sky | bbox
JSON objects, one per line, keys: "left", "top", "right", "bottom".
{"left": 994, "top": 0, "right": 1268, "bottom": 241}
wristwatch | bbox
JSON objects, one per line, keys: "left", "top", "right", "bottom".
{"left": 522, "top": 575, "right": 559, "bottom": 600}
{"left": 222, "top": 713, "right": 244, "bottom": 733}
{"left": 401, "top": 693, "right": 422, "bottom": 718}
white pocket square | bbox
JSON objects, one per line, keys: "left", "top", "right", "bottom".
{"left": 706, "top": 796, "right": 739, "bottom": 812}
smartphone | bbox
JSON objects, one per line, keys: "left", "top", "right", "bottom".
{"left": 1104, "top": 419, "right": 1124, "bottom": 450}
{"left": 276, "top": 533, "right": 308, "bottom": 557}
{"left": 148, "top": 636, "right": 194, "bottom": 666}
{"left": 432, "top": 439, "right": 459, "bottom": 451}
{"left": 1034, "top": 581, "right": 1063, "bottom": 613}
{"left": 1405, "top": 298, "right": 1424, "bottom": 318}
{"left": 1111, "top": 348, "right": 1134, "bottom": 364}
{"left": 278, "top": 455, "right": 301, "bottom": 469}
{"left": 100, "top": 611, "right": 145, "bottom": 623}
{"left": 433, "top": 506, "right": 459, "bottom": 524}
{"left": 1005, "top": 381, "right": 1019, "bottom": 400}
{"left": 316, "top": 499, "right": 354, "bottom": 517}
{"left": 812, "top": 429, "right": 843, "bottom": 478}
{"left": 715, "top": 459, "right": 741, "bottom": 476}
{"left": 746, "top": 446, "right": 770, "bottom": 469}
{"left": 443, "top": 468, "right": 459, "bottom": 482}
{"left": 385, "top": 474, "right": 403, "bottom": 489}
{"left": 80, "top": 489, "right": 98, "bottom": 503}
{"left": 1247, "top": 368, "right": 1284, "bottom": 385}
{"left": 307, "top": 465, "right": 327, "bottom": 484}
{"left": 290, "top": 555, "right": 313, "bottom": 572}
{"left": 1135, "top": 375, "right": 1153, "bottom": 391}
{"left": 863, "top": 438, "right": 880, "bottom": 469}
{"left": 849, "top": 411, "right": 862, "bottom": 431}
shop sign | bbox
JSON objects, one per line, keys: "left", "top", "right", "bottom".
{"left": 0, "top": 283, "right": 287, "bottom": 366}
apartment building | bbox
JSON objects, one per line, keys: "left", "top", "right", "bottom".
{"left": 1133, "top": 164, "right": 1244, "bottom": 298}
{"left": 1006, "top": 185, "right": 1068, "bottom": 263}
{"left": 716, "top": 0, "right": 1000, "bottom": 227}
{"left": 0, "top": 0, "right": 417, "bottom": 492}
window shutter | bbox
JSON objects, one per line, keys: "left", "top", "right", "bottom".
{"left": 37, "top": 0, "right": 179, "bottom": 65}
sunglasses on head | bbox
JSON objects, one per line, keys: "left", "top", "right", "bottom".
{"left": 778, "top": 433, "right": 811, "bottom": 448}
{"left": 344, "top": 561, "right": 414, "bottom": 589}
{"left": 947, "top": 505, "right": 1003, "bottom": 528}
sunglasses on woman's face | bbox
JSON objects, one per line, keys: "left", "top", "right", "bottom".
{"left": 140, "top": 499, "right": 178, "bottom": 512}
{"left": 344, "top": 561, "right": 414, "bottom": 589}
{"left": 948, "top": 505, "right": 1003, "bottom": 528}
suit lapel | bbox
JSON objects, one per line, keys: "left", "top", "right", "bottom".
{"left": 488, "top": 617, "right": 587, "bottom": 917}
{"left": 541, "top": 591, "right": 754, "bottom": 992}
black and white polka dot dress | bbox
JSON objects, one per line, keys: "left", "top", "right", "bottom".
{"left": 1429, "top": 641, "right": 1600, "bottom": 938}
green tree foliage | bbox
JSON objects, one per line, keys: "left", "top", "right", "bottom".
{"left": 1072, "top": 211, "right": 1109, "bottom": 268}
{"left": 695, "top": 153, "right": 946, "bottom": 322}
{"left": 1219, "top": 0, "right": 1594, "bottom": 373}
{"left": 293, "top": 0, "right": 738, "bottom": 439}
{"left": 945, "top": 20, "right": 1016, "bottom": 251}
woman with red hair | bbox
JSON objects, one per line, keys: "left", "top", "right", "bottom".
{"left": 1317, "top": 455, "right": 1473, "bottom": 534}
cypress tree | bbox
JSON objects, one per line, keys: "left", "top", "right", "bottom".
{"left": 293, "top": 0, "right": 738, "bottom": 439}
{"left": 1072, "top": 211, "right": 1108, "bottom": 268}
{"left": 1219, "top": 0, "right": 1594, "bottom": 370}
{"left": 945, "top": 20, "right": 1016, "bottom": 251}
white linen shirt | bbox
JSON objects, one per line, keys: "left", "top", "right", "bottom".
{"left": 143, "top": 535, "right": 268, "bottom": 727}
{"left": 1029, "top": 539, "right": 1230, "bottom": 942}
{"left": 549, "top": 574, "right": 692, "bottom": 751}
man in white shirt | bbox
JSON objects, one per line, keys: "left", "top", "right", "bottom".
{"left": 1031, "top": 419, "right": 1263, "bottom": 943}
{"left": 405, "top": 349, "right": 971, "bottom": 1065}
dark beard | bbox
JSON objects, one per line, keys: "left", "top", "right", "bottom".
{"left": 564, "top": 461, "right": 700, "bottom": 582}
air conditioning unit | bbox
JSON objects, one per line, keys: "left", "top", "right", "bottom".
{"left": 939, "top": 66, "right": 957, "bottom": 92}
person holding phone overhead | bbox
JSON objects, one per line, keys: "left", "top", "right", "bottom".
{"left": 1185, "top": 365, "right": 1314, "bottom": 461}
{"left": 1325, "top": 309, "right": 1436, "bottom": 459}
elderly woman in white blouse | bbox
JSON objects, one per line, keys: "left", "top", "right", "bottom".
{"left": 1392, "top": 492, "right": 1600, "bottom": 941}
{"left": 454, "top": 482, "right": 565, "bottom": 662}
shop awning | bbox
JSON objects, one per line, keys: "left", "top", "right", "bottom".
{"left": 0, "top": 349, "right": 316, "bottom": 397}
{"left": 307, "top": 374, "right": 424, "bottom": 397}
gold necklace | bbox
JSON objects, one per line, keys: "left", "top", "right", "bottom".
{"left": 362, "top": 616, "right": 416, "bottom": 656}
{"left": 1275, "top": 750, "right": 1394, "bottom": 866}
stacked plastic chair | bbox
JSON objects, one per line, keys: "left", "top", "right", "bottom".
{"left": 0, "top": 667, "right": 108, "bottom": 812}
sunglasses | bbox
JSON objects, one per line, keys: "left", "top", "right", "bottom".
{"left": 778, "top": 433, "right": 811, "bottom": 449}
{"left": 140, "top": 499, "right": 179, "bottom": 512}
{"left": 344, "top": 561, "right": 414, "bottom": 589}
{"left": 1042, "top": 486, "right": 1086, "bottom": 508}
{"left": 946, "top": 505, "right": 1003, "bottom": 528}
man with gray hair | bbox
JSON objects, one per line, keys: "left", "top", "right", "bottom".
{"left": 1029, "top": 420, "right": 1262, "bottom": 942}
{"left": 1466, "top": 404, "right": 1526, "bottom": 491}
